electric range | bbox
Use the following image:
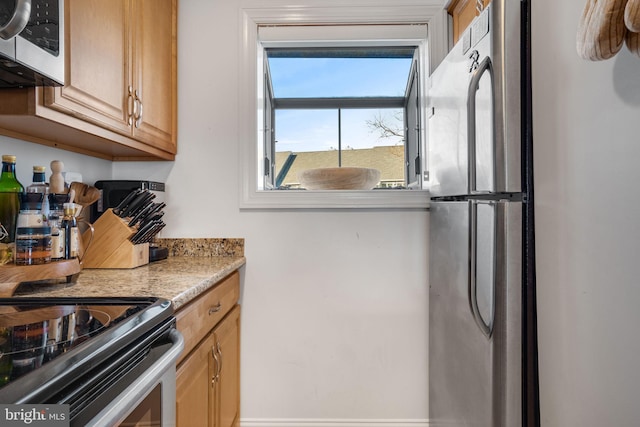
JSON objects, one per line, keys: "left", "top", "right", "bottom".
{"left": 0, "top": 297, "right": 183, "bottom": 426}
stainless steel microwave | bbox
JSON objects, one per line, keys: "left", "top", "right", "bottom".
{"left": 0, "top": 0, "right": 64, "bottom": 87}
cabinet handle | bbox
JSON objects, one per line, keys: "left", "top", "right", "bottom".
{"left": 216, "top": 341, "right": 223, "bottom": 380}
{"left": 208, "top": 303, "right": 222, "bottom": 315}
{"left": 211, "top": 344, "right": 219, "bottom": 386}
{"left": 127, "top": 86, "right": 135, "bottom": 126}
{"left": 134, "top": 89, "right": 143, "bottom": 128}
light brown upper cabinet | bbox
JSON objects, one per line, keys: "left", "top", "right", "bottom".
{"left": 0, "top": 0, "right": 177, "bottom": 161}
{"left": 46, "top": 0, "right": 177, "bottom": 154}
{"left": 448, "top": 0, "right": 492, "bottom": 44}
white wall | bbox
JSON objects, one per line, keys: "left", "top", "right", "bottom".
{"left": 1, "top": 0, "right": 429, "bottom": 424}
{"left": 532, "top": 1, "right": 640, "bottom": 426}
{"left": 124, "top": 0, "right": 430, "bottom": 422}
{"left": 0, "top": 134, "right": 112, "bottom": 188}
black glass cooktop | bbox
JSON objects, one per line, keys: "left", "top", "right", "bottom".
{"left": 0, "top": 297, "right": 174, "bottom": 402}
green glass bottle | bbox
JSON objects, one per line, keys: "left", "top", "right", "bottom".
{"left": 0, "top": 155, "right": 25, "bottom": 244}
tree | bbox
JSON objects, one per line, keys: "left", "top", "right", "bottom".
{"left": 366, "top": 110, "right": 404, "bottom": 142}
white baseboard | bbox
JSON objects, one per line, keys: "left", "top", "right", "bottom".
{"left": 240, "top": 419, "right": 429, "bottom": 427}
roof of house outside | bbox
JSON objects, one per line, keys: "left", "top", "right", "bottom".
{"left": 275, "top": 145, "right": 405, "bottom": 187}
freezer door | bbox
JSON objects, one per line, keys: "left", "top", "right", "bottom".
{"left": 428, "top": 3, "right": 521, "bottom": 198}
{"left": 429, "top": 200, "right": 522, "bottom": 427}
{"left": 427, "top": 35, "right": 472, "bottom": 197}
{"left": 428, "top": 27, "right": 495, "bottom": 198}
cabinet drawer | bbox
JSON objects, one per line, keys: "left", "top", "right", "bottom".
{"left": 175, "top": 271, "right": 239, "bottom": 364}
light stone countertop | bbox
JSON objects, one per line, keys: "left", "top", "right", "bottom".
{"left": 12, "top": 238, "right": 246, "bottom": 311}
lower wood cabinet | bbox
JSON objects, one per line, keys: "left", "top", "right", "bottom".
{"left": 175, "top": 272, "right": 240, "bottom": 427}
{"left": 176, "top": 335, "right": 210, "bottom": 426}
{"left": 212, "top": 306, "right": 241, "bottom": 427}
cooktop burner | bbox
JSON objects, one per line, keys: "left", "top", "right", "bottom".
{"left": 0, "top": 297, "right": 174, "bottom": 402}
{"left": 0, "top": 305, "right": 113, "bottom": 386}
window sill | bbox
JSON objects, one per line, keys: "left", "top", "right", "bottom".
{"left": 239, "top": 188, "right": 430, "bottom": 210}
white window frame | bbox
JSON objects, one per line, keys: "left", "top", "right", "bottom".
{"left": 239, "top": 0, "right": 448, "bottom": 209}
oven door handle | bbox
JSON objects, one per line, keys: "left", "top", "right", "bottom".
{"left": 88, "top": 328, "right": 184, "bottom": 427}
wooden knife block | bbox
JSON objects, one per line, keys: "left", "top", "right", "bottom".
{"left": 81, "top": 208, "right": 149, "bottom": 269}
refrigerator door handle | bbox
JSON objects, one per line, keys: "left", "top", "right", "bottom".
{"left": 469, "top": 200, "right": 496, "bottom": 338}
{"left": 466, "top": 55, "right": 495, "bottom": 194}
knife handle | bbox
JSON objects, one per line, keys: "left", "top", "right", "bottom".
{"left": 113, "top": 188, "right": 143, "bottom": 217}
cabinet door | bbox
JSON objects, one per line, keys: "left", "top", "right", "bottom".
{"left": 176, "top": 331, "right": 216, "bottom": 427}
{"left": 130, "top": 0, "right": 177, "bottom": 153}
{"left": 448, "top": 0, "right": 492, "bottom": 44}
{"left": 213, "top": 306, "right": 241, "bottom": 427}
{"left": 44, "top": 0, "right": 132, "bottom": 136}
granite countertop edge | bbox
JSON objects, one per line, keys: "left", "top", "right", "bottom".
{"left": 13, "top": 256, "right": 246, "bottom": 311}
{"left": 169, "top": 257, "right": 246, "bottom": 310}
{"left": 12, "top": 237, "right": 246, "bottom": 312}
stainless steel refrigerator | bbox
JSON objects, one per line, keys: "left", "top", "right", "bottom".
{"left": 428, "top": 1, "right": 538, "bottom": 426}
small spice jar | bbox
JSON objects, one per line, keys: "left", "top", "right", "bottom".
{"left": 14, "top": 226, "right": 52, "bottom": 265}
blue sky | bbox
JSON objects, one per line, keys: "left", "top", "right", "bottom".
{"left": 268, "top": 57, "right": 412, "bottom": 153}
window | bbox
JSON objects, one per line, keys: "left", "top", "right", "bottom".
{"left": 263, "top": 47, "right": 419, "bottom": 190}
{"left": 239, "top": 2, "right": 446, "bottom": 209}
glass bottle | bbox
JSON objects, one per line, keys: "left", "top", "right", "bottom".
{"left": 17, "top": 192, "right": 44, "bottom": 228}
{"left": 27, "top": 166, "right": 50, "bottom": 224}
{"left": 14, "top": 226, "right": 52, "bottom": 265}
{"left": 0, "top": 155, "right": 24, "bottom": 244}
{"left": 48, "top": 193, "right": 69, "bottom": 260}
{"left": 61, "top": 203, "right": 78, "bottom": 259}
{"left": 49, "top": 218, "right": 64, "bottom": 261}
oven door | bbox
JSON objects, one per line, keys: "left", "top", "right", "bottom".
{"left": 73, "top": 328, "right": 184, "bottom": 427}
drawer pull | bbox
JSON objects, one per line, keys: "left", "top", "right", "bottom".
{"left": 209, "top": 303, "right": 222, "bottom": 315}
